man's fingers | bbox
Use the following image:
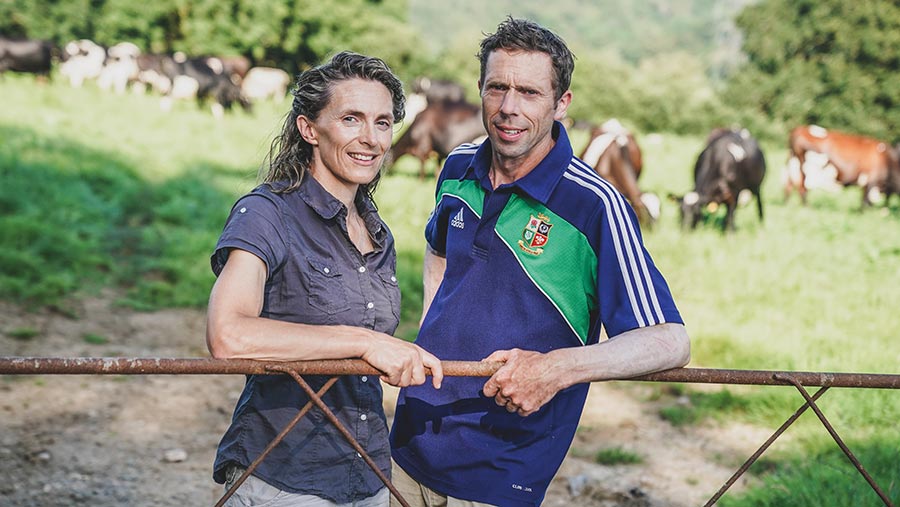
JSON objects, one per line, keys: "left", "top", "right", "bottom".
{"left": 483, "top": 349, "right": 512, "bottom": 363}
{"left": 482, "top": 376, "right": 500, "bottom": 397}
{"left": 422, "top": 352, "right": 443, "bottom": 389}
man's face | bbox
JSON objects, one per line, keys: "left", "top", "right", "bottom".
{"left": 479, "top": 49, "right": 571, "bottom": 173}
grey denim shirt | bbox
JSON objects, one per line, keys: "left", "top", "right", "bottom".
{"left": 211, "top": 177, "right": 400, "bottom": 503}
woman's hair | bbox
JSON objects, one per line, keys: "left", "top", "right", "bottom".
{"left": 478, "top": 16, "right": 575, "bottom": 102}
{"left": 261, "top": 51, "right": 406, "bottom": 199}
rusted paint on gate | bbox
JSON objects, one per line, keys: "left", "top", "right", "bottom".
{"left": 2, "top": 357, "right": 898, "bottom": 506}
{"left": 2, "top": 358, "right": 900, "bottom": 389}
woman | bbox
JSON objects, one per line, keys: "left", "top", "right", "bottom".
{"left": 206, "top": 51, "right": 443, "bottom": 507}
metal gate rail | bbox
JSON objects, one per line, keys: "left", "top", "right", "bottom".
{"left": 1, "top": 357, "right": 897, "bottom": 506}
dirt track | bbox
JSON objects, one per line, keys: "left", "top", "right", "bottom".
{"left": 0, "top": 295, "right": 769, "bottom": 506}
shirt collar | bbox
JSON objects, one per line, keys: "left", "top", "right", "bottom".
{"left": 296, "top": 175, "right": 344, "bottom": 220}
{"left": 463, "top": 121, "right": 573, "bottom": 203}
{"left": 296, "top": 175, "right": 387, "bottom": 247}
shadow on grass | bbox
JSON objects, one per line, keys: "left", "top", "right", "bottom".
{"left": 0, "top": 125, "right": 241, "bottom": 312}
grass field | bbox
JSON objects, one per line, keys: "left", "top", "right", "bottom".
{"left": 1, "top": 75, "right": 898, "bottom": 505}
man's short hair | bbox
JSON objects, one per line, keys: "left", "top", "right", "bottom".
{"left": 478, "top": 16, "right": 575, "bottom": 101}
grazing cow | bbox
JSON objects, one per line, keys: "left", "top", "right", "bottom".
{"left": 160, "top": 55, "right": 251, "bottom": 118}
{"left": 59, "top": 39, "right": 106, "bottom": 87}
{"left": 0, "top": 36, "right": 54, "bottom": 77}
{"left": 412, "top": 77, "right": 467, "bottom": 104}
{"left": 220, "top": 55, "right": 251, "bottom": 84}
{"left": 579, "top": 119, "right": 659, "bottom": 226}
{"left": 786, "top": 125, "right": 897, "bottom": 207}
{"left": 675, "top": 128, "right": 766, "bottom": 232}
{"left": 241, "top": 66, "right": 290, "bottom": 101}
{"left": 388, "top": 98, "right": 485, "bottom": 179}
{"left": 134, "top": 53, "right": 179, "bottom": 94}
{"left": 97, "top": 42, "right": 140, "bottom": 94}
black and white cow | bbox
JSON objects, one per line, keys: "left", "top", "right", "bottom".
{"left": 59, "top": 39, "right": 106, "bottom": 87}
{"left": 675, "top": 128, "right": 766, "bottom": 232}
{"left": 160, "top": 54, "right": 251, "bottom": 117}
{"left": 0, "top": 36, "right": 54, "bottom": 77}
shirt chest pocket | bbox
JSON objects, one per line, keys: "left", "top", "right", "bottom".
{"left": 376, "top": 267, "right": 401, "bottom": 321}
{"left": 304, "top": 256, "right": 351, "bottom": 315}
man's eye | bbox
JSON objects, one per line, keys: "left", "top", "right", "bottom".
{"left": 343, "top": 116, "right": 359, "bottom": 124}
{"left": 376, "top": 120, "right": 391, "bottom": 130}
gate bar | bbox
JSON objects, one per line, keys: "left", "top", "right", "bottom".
{"left": 2, "top": 358, "right": 899, "bottom": 389}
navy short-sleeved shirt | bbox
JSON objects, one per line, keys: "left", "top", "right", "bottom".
{"left": 211, "top": 177, "right": 400, "bottom": 503}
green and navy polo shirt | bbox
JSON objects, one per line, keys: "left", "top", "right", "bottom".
{"left": 390, "top": 122, "right": 682, "bottom": 506}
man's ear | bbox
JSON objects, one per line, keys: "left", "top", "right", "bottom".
{"left": 553, "top": 90, "right": 573, "bottom": 121}
{"left": 296, "top": 116, "right": 318, "bottom": 146}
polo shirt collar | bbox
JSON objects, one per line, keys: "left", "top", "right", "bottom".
{"left": 464, "top": 121, "right": 573, "bottom": 203}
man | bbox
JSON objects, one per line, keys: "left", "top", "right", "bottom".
{"left": 390, "top": 17, "right": 690, "bottom": 507}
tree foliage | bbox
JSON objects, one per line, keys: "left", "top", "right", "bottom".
{"left": 4, "top": 0, "right": 897, "bottom": 140}
{"left": 725, "top": 0, "right": 900, "bottom": 142}
{"left": 0, "top": 0, "right": 427, "bottom": 77}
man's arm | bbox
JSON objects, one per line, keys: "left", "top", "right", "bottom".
{"left": 420, "top": 245, "right": 447, "bottom": 325}
{"left": 482, "top": 323, "right": 690, "bottom": 416}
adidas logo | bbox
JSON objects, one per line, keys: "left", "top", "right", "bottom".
{"left": 451, "top": 207, "right": 465, "bottom": 229}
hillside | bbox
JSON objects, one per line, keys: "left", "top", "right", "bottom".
{"left": 408, "top": 0, "right": 755, "bottom": 78}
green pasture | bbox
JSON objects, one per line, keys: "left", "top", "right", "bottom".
{"left": 1, "top": 76, "right": 898, "bottom": 505}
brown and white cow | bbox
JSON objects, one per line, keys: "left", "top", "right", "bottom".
{"left": 786, "top": 125, "right": 898, "bottom": 207}
{"left": 388, "top": 97, "right": 485, "bottom": 179}
{"left": 579, "top": 119, "right": 659, "bottom": 227}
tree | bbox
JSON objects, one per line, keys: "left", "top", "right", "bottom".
{"left": 725, "top": 0, "right": 900, "bottom": 142}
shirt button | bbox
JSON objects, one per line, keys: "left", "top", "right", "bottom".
{"left": 361, "top": 376, "right": 368, "bottom": 382}
{"left": 323, "top": 267, "right": 330, "bottom": 274}
{"left": 239, "top": 207, "right": 247, "bottom": 213}
{"left": 390, "top": 275, "right": 397, "bottom": 282}
{"left": 366, "top": 302, "right": 374, "bottom": 309}
{"left": 360, "top": 414, "right": 367, "bottom": 421}
{"left": 358, "top": 266, "right": 366, "bottom": 273}
{"left": 356, "top": 452, "right": 362, "bottom": 458}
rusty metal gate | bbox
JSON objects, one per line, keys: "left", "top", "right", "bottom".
{"left": 1, "top": 357, "right": 898, "bottom": 506}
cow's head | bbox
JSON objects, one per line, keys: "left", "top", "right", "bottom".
{"left": 669, "top": 191, "right": 703, "bottom": 230}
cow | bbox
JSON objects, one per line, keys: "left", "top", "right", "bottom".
{"left": 674, "top": 128, "right": 766, "bottom": 232}
{"left": 785, "top": 125, "right": 897, "bottom": 208}
{"left": 241, "top": 66, "right": 291, "bottom": 101}
{"left": 579, "top": 119, "right": 659, "bottom": 227}
{"left": 388, "top": 97, "right": 485, "bottom": 179}
{"left": 220, "top": 55, "right": 251, "bottom": 84}
{"left": 411, "top": 77, "right": 467, "bottom": 104}
{"left": 133, "top": 53, "right": 180, "bottom": 94}
{"left": 0, "top": 36, "right": 54, "bottom": 78}
{"left": 159, "top": 54, "right": 251, "bottom": 118}
{"left": 97, "top": 42, "right": 140, "bottom": 94}
{"left": 59, "top": 39, "right": 106, "bottom": 87}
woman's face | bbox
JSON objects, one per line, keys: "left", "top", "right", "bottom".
{"left": 298, "top": 78, "right": 395, "bottom": 199}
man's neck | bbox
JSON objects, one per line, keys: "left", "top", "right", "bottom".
{"left": 489, "top": 139, "right": 555, "bottom": 189}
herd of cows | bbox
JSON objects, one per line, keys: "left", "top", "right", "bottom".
{"left": 0, "top": 35, "right": 291, "bottom": 117}
{"left": 3, "top": 35, "right": 899, "bottom": 231}
{"left": 392, "top": 79, "right": 900, "bottom": 232}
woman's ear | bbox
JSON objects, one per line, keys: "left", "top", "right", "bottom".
{"left": 296, "top": 116, "right": 318, "bottom": 146}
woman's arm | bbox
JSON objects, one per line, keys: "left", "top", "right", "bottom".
{"left": 206, "top": 249, "right": 443, "bottom": 388}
